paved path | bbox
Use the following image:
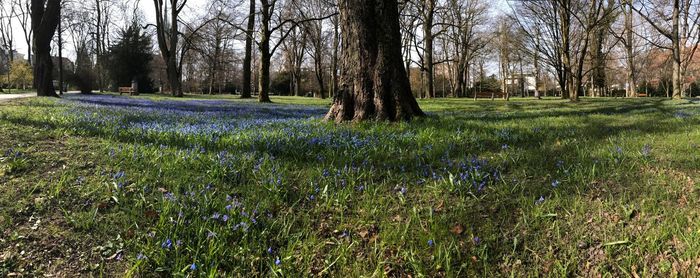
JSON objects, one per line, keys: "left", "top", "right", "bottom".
{"left": 0, "top": 91, "right": 79, "bottom": 102}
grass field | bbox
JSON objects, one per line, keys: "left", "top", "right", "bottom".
{"left": 1, "top": 94, "right": 699, "bottom": 277}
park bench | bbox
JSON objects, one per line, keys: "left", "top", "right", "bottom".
{"left": 637, "top": 93, "right": 648, "bottom": 97}
{"left": 119, "top": 87, "right": 138, "bottom": 96}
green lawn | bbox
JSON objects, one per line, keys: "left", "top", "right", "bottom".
{"left": 1, "top": 94, "right": 699, "bottom": 276}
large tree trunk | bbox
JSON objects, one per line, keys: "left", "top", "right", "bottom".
{"left": 258, "top": 0, "right": 272, "bottom": 102}
{"left": 241, "top": 0, "right": 255, "bottom": 98}
{"left": 32, "top": 0, "right": 61, "bottom": 97}
{"left": 326, "top": 0, "right": 424, "bottom": 122}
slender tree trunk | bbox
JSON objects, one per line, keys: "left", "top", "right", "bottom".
{"left": 258, "top": 49, "right": 272, "bottom": 102}
{"left": 534, "top": 50, "right": 541, "bottom": 99}
{"left": 330, "top": 16, "right": 339, "bottom": 98}
{"left": 422, "top": 0, "right": 435, "bottom": 99}
{"left": 57, "top": 9, "right": 64, "bottom": 95}
{"left": 95, "top": 0, "right": 104, "bottom": 92}
{"left": 315, "top": 58, "right": 326, "bottom": 99}
{"left": 258, "top": 0, "right": 272, "bottom": 102}
{"left": 624, "top": 0, "right": 637, "bottom": 97}
{"left": 241, "top": 0, "right": 254, "bottom": 98}
{"left": 326, "top": 0, "right": 424, "bottom": 122}
{"left": 672, "top": 0, "right": 682, "bottom": 99}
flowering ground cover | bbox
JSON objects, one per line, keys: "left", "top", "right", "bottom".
{"left": 1, "top": 94, "right": 699, "bottom": 276}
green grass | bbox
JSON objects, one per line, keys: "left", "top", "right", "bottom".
{"left": 1, "top": 95, "right": 699, "bottom": 277}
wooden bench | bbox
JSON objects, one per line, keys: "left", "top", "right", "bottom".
{"left": 637, "top": 93, "right": 648, "bottom": 97}
{"left": 119, "top": 87, "right": 138, "bottom": 96}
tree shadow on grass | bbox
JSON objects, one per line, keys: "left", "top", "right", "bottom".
{"left": 3, "top": 96, "right": 699, "bottom": 274}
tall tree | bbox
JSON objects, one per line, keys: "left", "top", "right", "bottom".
{"left": 325, "top": 0, "right": 424, "bottom": 122}
{"left": 0, "top": 3, "right": 15, "bottom": 89}
{"left": 241, "top": 0, "right": 255, "bottom": 98}
{"left": 256, "top": 0, "right": 335, "bottom": 102}
{"left": 621, "top": 0, "right": 638, "bottom": 97}
{"left": 31, "top": 0, "right": 61, "bottom": 97}
{"left": 633, "top": 0, "right": 700, "bottom": 99}
{"left": 445, "top": 0, "right": 488, "bottom": 98}
{"left": 280, "top": 24, "right": 307, "bottom": 97}
{"left": 108, "top": 23, "right": 154, "bottom": 93}
{"left": 418, "top": 0, "right": 437, "bottom": 98}
{"left": 12, "top": 0, "right": 32, "bottom": 65}
{"left": 153, "top": 0, "right": 186, "bottom": 97}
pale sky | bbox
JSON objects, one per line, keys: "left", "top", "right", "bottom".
{"left": 5, "top": 0, "right": 509, "bottom": 61}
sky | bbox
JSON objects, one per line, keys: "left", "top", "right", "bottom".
{"left": 5, "top": 0, "right": 510, "bottom": 61}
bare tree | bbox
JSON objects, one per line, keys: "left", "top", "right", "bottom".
{"left": 12, "top": 0, "right": 32, "bottom": 65}
{"left": 445, "top": 0, "right": 489, "bottom": 98}
{"left": 152, "top": 0, "right": 186, "bottom": 97}
{"left": 300, "top": 0, "right": 335, "bottom": 99}
{"left": 0, "top": 3, "right": 15, "bottom": 89}
{"left": 241, "top": 0, "right": 254, "bottom": 98}
{"left": 280, "top": 23, "right": 307, "bottom": 96}
{"left": 633, "top": 0, "right": 700, "bottom": 99}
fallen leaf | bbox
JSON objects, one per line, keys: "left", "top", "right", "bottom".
{"left": 434, "top": 201, "right": 444, "bottom": 213}
{"left": 145, "top": 210, "right": 159, "bottom": 219}
{"left": 450, "top": 224, "right": 465, "bottom": 235}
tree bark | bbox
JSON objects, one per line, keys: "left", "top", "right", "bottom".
{"left": 326, "top": 0, "right": 424, "bottom": 122}
{"left": 31, "top": 0, "right": 61, "bottom": 97}
{"left": 421, "top": 0, "right": 435, "bottom": 99}
{"left": 258, "top": 43, "right": 272, "bottom": 102}
{"left": 671, "top": 0, "right": 682, "bottom": 99}
{"left": 330, "top": 15, "right": 339, "bottom": 98}
{"left": 241, "top": 0, "right": 255, "bottom": 98}
{"left": 624, "top": 0, "right": 637, "bottom": 97}
{"left": 258, "top": 0, "right": 273, "bottom": 102}
{"left": 154, "top": 0, "right": 184, "bottom": 97}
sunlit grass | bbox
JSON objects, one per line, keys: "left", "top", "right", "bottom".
{"left": 0, "top": 95, "right": 699, "bottom": 276}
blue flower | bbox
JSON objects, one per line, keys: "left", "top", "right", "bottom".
{"left": 473, "top": 237, "right": 481, "bottom": 245}
{"left": 190, "top": 263, "right": 197, "bottom": 270}
{"left": 136, "top": 253, "right": 146, "bottom": 260}
{"left": 535, "top": 196, "right": 545, "bottom": 205}
{"left": 267, "top": 247, "right": 274, "bottom": 254}
{"left": 207, "top": 231, "right": 217, "bottom": 238}
{"left": 551, "top": 180, "right": 560, "bottom": 188}
{"left": 275, "top": 258, "right": 281, "bottom": 265}
{"left": 641, "top": 144, "right": 651, "bottom": 157}
{"left": 222, "top": 215, "right": 229, "bottom": 222}
{"left": 161, "top": 239, "right": 172, "bottom": 249}
{"left": 399, "top": 187, "right": 407, "bottom": 195}
{"left": 427, "top": 239, "right": 434, "bottom": 247}
{"left": 163, "top": 192, "right": 176, "bottom": 202}
{"left": 113, "top": 171, "right": 125, "bottom": 180}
